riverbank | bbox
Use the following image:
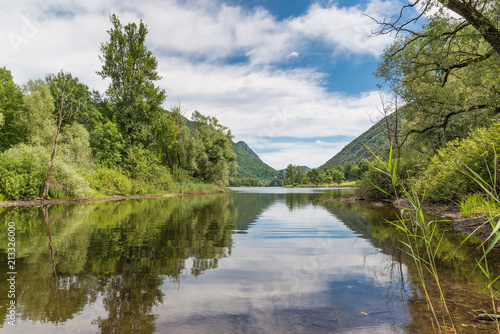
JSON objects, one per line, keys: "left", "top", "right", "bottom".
{"left": 0, "top": 189, "right": 229, "bottom": 208}
{"left": 391, "top": 197, "right": 495, "bottom": 240}
{"left": 333, "top": 193, "right": 495, "bottom": 240}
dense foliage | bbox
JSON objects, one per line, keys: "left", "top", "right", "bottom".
{"left": 361, "top": 4, "right": 500, "bottom": 204}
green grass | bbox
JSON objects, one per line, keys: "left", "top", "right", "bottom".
{"left": 173, "top": 182, "right": 226, "bottom": 194}
{"left": 460, "top": 194, "right": 500, "bottom": 218}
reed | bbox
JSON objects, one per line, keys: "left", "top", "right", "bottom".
{"left": 370, "top": 144, "right": 500, "bottom": 333}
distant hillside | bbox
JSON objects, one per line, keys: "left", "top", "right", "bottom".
{"left": 175, "top": 113, "right": 278, "bottom": 182}
{"left": 319, "top": 110, "right": 403, "bottom": 169}
{"left": 232, "top": 141, "right": 279, "bottom": 181}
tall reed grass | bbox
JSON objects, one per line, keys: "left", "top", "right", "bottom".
{"left": 369, "top": 144, "right": 500, "bottom": 333}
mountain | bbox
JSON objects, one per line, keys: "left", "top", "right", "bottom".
{"left": 319, "top": 109, "right": 403, "bottom": 169}
{"left": 232, "top": 141, "right": 279, "bottom": 181}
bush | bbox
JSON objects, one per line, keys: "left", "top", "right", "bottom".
{"left": 0, "top": 144, "right": 48, "bottom": 199}
{"left": 413, "top": 122, "right": 500, "bottom": 202}
{"left": 87, "top": 166, "right": 133, "bottom": 196}
{"left": 52, "top": 162, "right": 94, "bottom": 198}
{"left": 358, "top": 159, "right": 396, "bottom": 199}
{"left": 123, "top": 146, "right": 174, "bottom": 192}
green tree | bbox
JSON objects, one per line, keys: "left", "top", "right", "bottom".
{"left": 350, "top": 165, "right": 362, "bottom": 180}
{"left": 343, "top": 161, "right": 352, "bottom": 180}
{"left": 42, "top": 71, "right": 90, "bottom": 199}
{"left": 89, "top": 120, "right": 124, "bottom": 167}
{"left": 307, "top": 168, "right": 324, "bottom": 186}
{"left": 97, "top": 14, "right": 167, "bottom": 149}
{"left": 21, "top": 79, "right": 56, "bottom": 147}
{"left": 295, "top": 166, "right": 308, "bottom": 185}
{"left": 191, "top": 111, "right": 237, "bottom": 187}
{"left": 0, "top": 67, "right": 25, "bottom": 151}
{"left": 358, "top": 159, "right": 370, "bottom": 173}
{"left": 285, "top": 164, "right": 296, "bottom": 185}
{"left": 330, "top": 169, "right": 344, "bottom": 186}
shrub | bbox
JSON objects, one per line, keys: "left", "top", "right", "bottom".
{"left": 51, "top": 162, "right": 94, "bottom": 198}
{"left": 0, "top": 144, "right": 48, "bottom": 199}
{"left": 87, "top": 166, "right": 133, "bottom": 196}
{"left": 358, "top": 159, "right": 396, "bottom": 199}
{"left": 123, "top": 146, "right": 174, "bottom": 192}
{"left": 413, "top": 122, "right": 500, "bottom": 202}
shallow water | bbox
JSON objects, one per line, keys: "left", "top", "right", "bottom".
{"left": 0, "top": 188, "right": 498, "bottom": 333}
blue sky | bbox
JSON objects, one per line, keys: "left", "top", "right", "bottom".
{"left": 1, "top": 0, "right": 409, "bottom": 169}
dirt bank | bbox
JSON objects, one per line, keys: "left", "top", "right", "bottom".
{"left": 391, "top": 197, "right": 495, "bottom": 240}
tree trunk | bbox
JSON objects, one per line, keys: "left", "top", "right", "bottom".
{"left": 442, "top": 0, "right": 500, "bottom": 56}
{"left": 42, "top": 116, "right": 63, "bottom": 199}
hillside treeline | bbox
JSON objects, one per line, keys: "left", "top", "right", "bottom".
{"left": 0, "top": 15, "right": 236, "bottom": 200}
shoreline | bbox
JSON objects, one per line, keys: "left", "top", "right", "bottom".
{"left": 391, "top": 197, "right": 495, "bottom": 240}
{"left": 0, "top": 190, "right": 229, "bottom": 208}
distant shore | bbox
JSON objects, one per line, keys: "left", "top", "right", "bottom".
{"left": 0, "top": 190, "right": 229, "bottom": 208}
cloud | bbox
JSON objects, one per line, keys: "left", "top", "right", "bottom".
{"left": 288, "top": 1, "right": 396, "bottom": 57}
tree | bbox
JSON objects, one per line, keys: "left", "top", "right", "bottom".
{"left": 376, "top": 14, "right": 500, "bottom": 153}
{"left": 295, "top": 166, "right": 308, "bottom": 185}
{"left": 284, "top": 164, "right": 296, "bottom": 185}
{"left": 0, "top": 67, "right": 25, "bottom": 151}
{"left": 41, "top": 71, "right": 88, "bottom": 199}
{"left": 358, "top": 159, "right": 370, "bottom": 173}
{"left": 330, "top": 169, "right": 344, "bottom": 186}
{"left": 307, "top": 168, "right": 324, "bottom": 186}
{"left": 21, "top": 79, "right": 56, "bottom": 147}
{"left": 190, "top": 111, "right": 237, "bottom": 187}
{"left": 350, "top": 165, "right": 362, "bottom": 180}
{"left": 343, "top": 161, "right": 352, "bottom": 180}
{"left": 374, "top": 0, "right": 500, "bottom": 56}
{"left": 97, "top": 14, "right": 167, "bottom": 149}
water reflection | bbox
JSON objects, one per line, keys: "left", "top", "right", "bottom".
{"left": 0, "top": 188, "right": 498, "bottom": 333}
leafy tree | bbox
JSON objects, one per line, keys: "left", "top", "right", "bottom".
{"left": 0, "top": 67, "right": 25, "bottom": 151}
{"left": 377, "top": 15, "right": 500, "bottom": 153}
{"left": 284, "top": 164, "right": 296, "bottom": 185}
{"left": 89, "top": 120, "right": 124, "bottom": 167}
{"left": 358, "top": 159, "right": 370, "bottom": 173}
{"left": 350, "top": 166, "right": 362, "bottom": 180}
{"left": 375, "top": 0, "right": 500, "bottom": 56}
{"left": 191, "top": 111, "right": 237, "bottom": 187}
{"left": 307, "top": 168, "right": 324, "bottom": 186}
{"left": 330, "top": 169, "right": 344, "bottom": 186}
{"left": 343, "top": 161, "right": 352, "bottom": 180}
{"left": 21, "top": 79, "right": 56, "bottom": 147}
{"left": 295, "top": 166, "right": 308, "bottom": 185}
{"left": 42, "top": 71, "right": 90, "bottom": 199}
{"left": 97, "top": 14, "right": 167, "bottom": 149}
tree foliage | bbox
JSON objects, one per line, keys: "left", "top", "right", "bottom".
{"left": 97, "top": 14, "right": 167, "bottom": 149}
{"left": 0, "top": 67, "right": 25, "bottom": 151}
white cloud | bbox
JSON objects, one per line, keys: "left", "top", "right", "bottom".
{"left": 288, "top": 1, "right": 397, "bottom": 57}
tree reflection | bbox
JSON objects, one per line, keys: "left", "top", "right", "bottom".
{"left": 0, "top": 195, "right": 239, "bottom": 332}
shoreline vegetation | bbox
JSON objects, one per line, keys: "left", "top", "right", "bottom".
{"left": 0, "top": 187, "right": 229, "bottom": 208}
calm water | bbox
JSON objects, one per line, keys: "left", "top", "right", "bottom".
{"left": 0, "top": 188, "right": 499, "bottom": 333}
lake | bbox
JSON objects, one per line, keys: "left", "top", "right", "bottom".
{"left": 0, "top": 188, "right": 499, "bottom": 333}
